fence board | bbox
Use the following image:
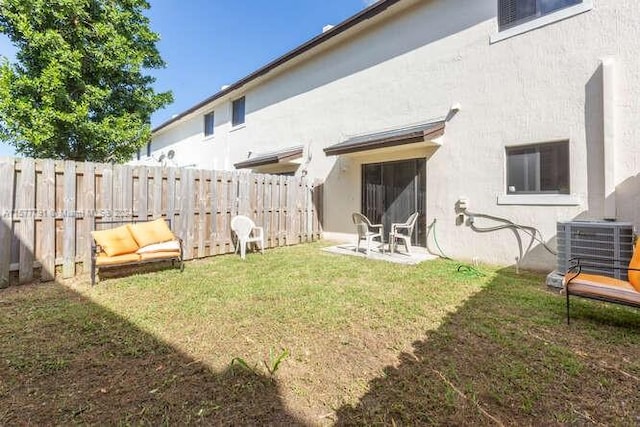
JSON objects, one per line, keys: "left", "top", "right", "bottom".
{"left": 0, "top": 158, "right": 14, "bottom": 287}
{"left": 228, "top": 172, "right": 238, "bottom": 218}
{"left": 40, "top": 160, "right": 56, "bottom": 281}
{"left": 62, "top": 161, "right": 76, "bottom": 278}
{"left": 287, "top": 176, "right": 296, "bottom": 245}
{"left": 223, "top": 172, "right": 234, "bottom": 249}
{"left": 137, "top": 166, "right": 148, "bottom": 220}
{"left": 278, "top": 176, "right": 286, "bottom": 246}
{"left": 264, "top": 174, "right": 273, "bottom": 246}
{"left": 122, "top": 164, "right": 133, "bottom": 222}
{"left": 255, "top": 175, "right": 264, "bottom": 232}
{"left": 153, "top": 166, "right": 163, "bottom": 218}
{"left": 210, "top": 171, "right": 218, "bottom": 243}
{"left": 180, "top": 168, "right": 193, "bottom": 259}
{"left": 81, "top": 162, "right": 95, "bottom": 274}
{"left": 295, "top": 181, "right": 302, "bottom": 240}
{"left": 197, "top": 169, "right": 206, "bottom": 258}
{"left": 213, "top": 172, "right": 223, "bottom": 252}
{"left": 113, "top": 165, "right": 123, "bottom": 215}
{"left": 100, "top": 165, "right": 113, "bottom": 218}
{"left": 238, "top": 172, "right": 250, "bottom": 215}
{"left": 16, "top": 159, "right": 35, "bottom": 283}
{"left": 167, "top": 167, "right": 176, "bottom": 229}
{"left": 306, "top": 179, "right": 314, "bottom": 241}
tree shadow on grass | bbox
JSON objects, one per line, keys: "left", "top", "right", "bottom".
{"left": 335, "top": 267, "right": 640, "bottom": 425}
{"left": 0, "top": 283, "right": 303, "bottom": 425}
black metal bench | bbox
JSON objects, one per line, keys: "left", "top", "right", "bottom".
{"left": 564, "top": 258, "right": 640, "bottom": 324}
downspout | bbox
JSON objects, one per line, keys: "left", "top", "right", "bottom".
{"left": 602, "top": 58, "right": 617, "bottom": 220}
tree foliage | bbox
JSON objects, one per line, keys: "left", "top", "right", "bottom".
{"left": 0, "top": 0, "right": 172, "bottom": 162}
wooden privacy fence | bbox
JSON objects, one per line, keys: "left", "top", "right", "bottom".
{"left": 0, "top": 157, "right": 322, "bottom": 287}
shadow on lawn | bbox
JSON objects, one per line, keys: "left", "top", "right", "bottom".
{"left": 0, "top": 283, "right": 303, "bottom": 425}
{"left": 335, "top": 267, "right": 640, "bottom": 425}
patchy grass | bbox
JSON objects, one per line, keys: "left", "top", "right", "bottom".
{"left": 0, "top": 241, "right": 639, "bottom": 425}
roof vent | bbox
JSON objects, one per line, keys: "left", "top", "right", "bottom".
{"left": 221, "top": 84, "right": 230, "bottom": 90}
{"left": 322, "top": 24, "right": 334, "bottom": 33}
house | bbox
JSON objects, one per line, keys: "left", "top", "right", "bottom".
{"left": 144, "top": 0, "right": 640, "bottom": 271}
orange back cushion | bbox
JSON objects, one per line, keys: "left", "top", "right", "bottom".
{"left": 127, "top": 219, "right": 175, "bottom": 248}
{"left": 628, "top": 243, "right": 640, "bottom": 291}
{"left": 91, "top": 225, "right": 139, "bottom": 257}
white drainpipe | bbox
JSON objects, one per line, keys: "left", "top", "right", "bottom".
{"left": 602, "top": 57, "right": 617, "bottom": 220}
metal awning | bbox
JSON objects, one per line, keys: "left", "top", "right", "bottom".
{"left": 234, "top": 145, "right": 304, "bottom": 169}
{"left": 323, "top": 120, "right": 445, "bottom": 156}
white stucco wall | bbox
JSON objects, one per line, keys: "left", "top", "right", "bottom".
{"left": 150, "top": 0, "right": 640, "bottom": 271}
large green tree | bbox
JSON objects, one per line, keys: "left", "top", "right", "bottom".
{"left": 0, "top": 0, "right": 172, "bottom": 162}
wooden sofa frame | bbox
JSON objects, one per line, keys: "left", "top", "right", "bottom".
{"left": 91, "top": 218, "right": 184, "bottom": 286}
{"left": 564, "top": 258, "right": 640, "bottom": 324}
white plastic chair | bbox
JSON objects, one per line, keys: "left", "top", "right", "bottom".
{"left": 389, "top": 212, "right": 419, "bottom": 254}
{"left": 230, "top": 215, "right": 264, "bottom": 260}
{"left": 352, "top": 212, "right": 384, "bottom": 256}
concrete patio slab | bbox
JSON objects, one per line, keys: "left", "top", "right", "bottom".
{"left": 322, "top": 243, "right": 439, "bottom": 265}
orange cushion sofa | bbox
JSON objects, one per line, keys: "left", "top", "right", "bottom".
{"left": 90, "top": 218, "right": 183, "bottom": 285}
{"left": 563, "top": 243, "right": 640, "bottom": 324}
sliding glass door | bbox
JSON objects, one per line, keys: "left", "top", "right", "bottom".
{"left": 361, "top": 158, "right": 426, "bottom": 246}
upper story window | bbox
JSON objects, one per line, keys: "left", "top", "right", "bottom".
{"left": 232, "top": 97, "right": 246, "bottom": 127}
{"left": 506, "top": 141, "right": 569, "bottom": 194}
{"left": 498, "top": 0, "right": 582, "bottom": 30}
{"left": 204, "top": 112, "right": 215, "bottom": 137}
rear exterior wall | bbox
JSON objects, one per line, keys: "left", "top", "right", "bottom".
{"left": 151, "top": 0, "right": 640, "bottom": 270}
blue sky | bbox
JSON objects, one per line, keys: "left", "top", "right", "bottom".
{"left": 0, "top": 0, "right": 375, "bottom": 157}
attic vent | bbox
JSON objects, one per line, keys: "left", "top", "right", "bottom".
{"left": 557, "top": 221, "right": 634, "bottom": 280}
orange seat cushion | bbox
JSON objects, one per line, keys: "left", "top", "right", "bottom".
{"left": 565, "top": 273, "right": 640, "bottom": 306}
{"left": 95, "top": 253, "right": 141, "bottom": 266}
{"left": 627, "top": 244, "right": 640, "bottom": 292}
{"left": 128, "top": 219, "right": 175, "bottom": 248}
{"left": 91, "top": 226, "right": 139, "bottom": 257}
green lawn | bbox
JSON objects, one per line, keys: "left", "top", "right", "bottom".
{"left": 1, "top": 241, "right": 639, "bottom": 425}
